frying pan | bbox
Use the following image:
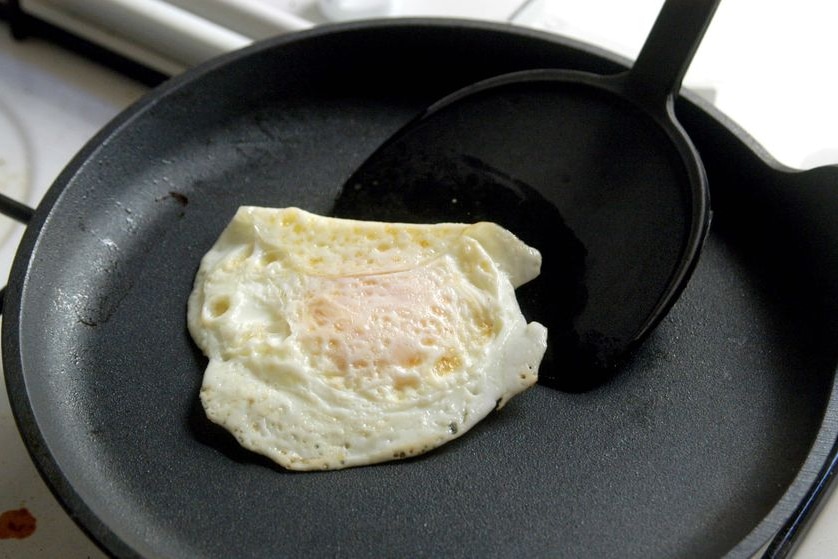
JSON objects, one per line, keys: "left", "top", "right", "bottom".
{"left": 3, "top": 18, "right": 838, "bottom": 559}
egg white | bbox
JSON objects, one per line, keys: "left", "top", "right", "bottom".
{"left": 188, "top": 207, "right": 547, "bottom": 470}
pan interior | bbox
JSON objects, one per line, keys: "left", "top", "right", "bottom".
{"left": 4, "top": 23, "right": 834, "bottom": 559}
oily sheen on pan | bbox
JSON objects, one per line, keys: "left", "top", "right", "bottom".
{"left": 187, "top": 207, "right": 547, "bottom": 470}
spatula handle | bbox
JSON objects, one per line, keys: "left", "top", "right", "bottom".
{"left": 628, "top": 0, "right": 722, "bottom": 104}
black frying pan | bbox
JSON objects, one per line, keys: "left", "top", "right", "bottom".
{"left": 3, "top": 19, "right": 838, "bottom": 559}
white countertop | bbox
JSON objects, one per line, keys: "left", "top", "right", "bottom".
{"left": 1, "top": 1, "right": 836, "bottom": 557}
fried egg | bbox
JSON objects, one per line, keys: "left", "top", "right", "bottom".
{"left": 187, "top": 207, "right": 546, "bottom": 470}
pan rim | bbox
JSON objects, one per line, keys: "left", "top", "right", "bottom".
{"left": 2, "top": 17, "right": 836, "bottom": 559}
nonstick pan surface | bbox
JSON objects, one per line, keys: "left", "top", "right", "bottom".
{"left": 4, "top": 20, "right": 838, "bottom": 559}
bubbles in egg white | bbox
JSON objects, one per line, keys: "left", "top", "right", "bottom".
{"left": 187, "top": 207, "right": 547, "bottom": 470}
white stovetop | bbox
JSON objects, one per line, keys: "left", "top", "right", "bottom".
{"left": 1, "top": 1, "right": 837, "bottom": 557}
